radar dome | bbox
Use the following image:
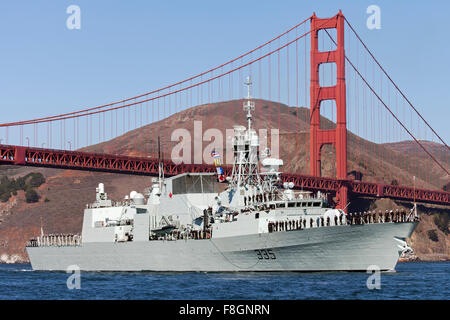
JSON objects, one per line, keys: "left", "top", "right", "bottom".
{"left": 132, "top": 192, "right": 145, "bottom": 205}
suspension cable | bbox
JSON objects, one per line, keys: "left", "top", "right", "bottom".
{"left": 344, "top": 17, "right": 449, "bottom": 150}
{"left": 323, "top": 29, "right": 449, "bottom": 175}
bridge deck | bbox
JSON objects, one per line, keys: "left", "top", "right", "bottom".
{"left": 0, "top": 144, "right": 448, "bottom": 206}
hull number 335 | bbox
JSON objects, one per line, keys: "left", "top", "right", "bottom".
{"left": 255, "top": 249, "right": 276, "bottom": 260}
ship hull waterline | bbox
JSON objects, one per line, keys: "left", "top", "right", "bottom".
{"left": 27, "top": 222, "right": 417, "bottom": 272}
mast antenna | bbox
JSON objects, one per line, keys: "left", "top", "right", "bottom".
{"left": 243, "top": 76, "right": 255, "bottom": 132}
{"left": 158, "top": 136, "right": 164, "bottom": 189}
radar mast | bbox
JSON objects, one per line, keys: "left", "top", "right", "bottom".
{"left": 229, "top": 76, "right": 261, "bottom": 190}
{"left": 243, "top": 76, "right": 255, "bottom": 133}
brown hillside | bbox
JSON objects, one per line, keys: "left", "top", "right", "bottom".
{"left": 0, "top": 99, "right": 448, "bottom": 263}
{"left": 83, "top": 99, "right": 448, "bottom": 190}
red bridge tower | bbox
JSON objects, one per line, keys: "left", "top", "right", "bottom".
{"left": 310, "top": 11, "right": 348, "bottom": 210}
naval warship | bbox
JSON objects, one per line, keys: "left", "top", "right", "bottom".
{"left": 27, "top": 78, "right": 419, "bottom": 272}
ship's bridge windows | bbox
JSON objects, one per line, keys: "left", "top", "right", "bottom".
{"left": 171, "top": 174, "right": 218, "bottom": 195}
{"left": 276, "top": 203, "right": 285, "bottom": 208}
{"left": 288, "top": 202, "right": 296, "bottom": 208}
{"left": 313, "top": 202, "right": 321, "bottom": 207}
{"left": 136, "top": 208, "right": 147, "bottom": 214}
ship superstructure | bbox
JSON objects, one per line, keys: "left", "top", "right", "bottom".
{"left": 26, "top": 78, "right": 419, "bottom": 272}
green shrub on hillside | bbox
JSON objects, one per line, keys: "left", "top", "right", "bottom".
{"left": 433, "top": 213, "right": 449, "bottom": 235}
{"left": 427, "top": 230, "right": 439, "bottom": 242}
{"left": 25, "top": 189, "right": 40, "bottom": 203}
{"left": 0, "top": 176, "right": 9, "bottom": 185}
{"left": 0, "top": 192, "right": 10, "bottom": 203}
{"left": 28, "top": 173, "right": 46, "bottom": 187}
{"left": 0, "top": 172, "right": 45, "bottom": 203}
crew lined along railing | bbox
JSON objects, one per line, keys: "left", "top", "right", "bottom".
{"left": 27, "top": 234, "right": 82, "bottom": 247}
{"left": 163, "top": 229, "right": 212, "bottom": 241}
{"left": 268, "top": 209, "right": 418, "bottom": 233}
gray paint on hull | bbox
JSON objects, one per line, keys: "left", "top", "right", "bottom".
{"left": 27, "top": 222, "right": 417, "bottom": 272}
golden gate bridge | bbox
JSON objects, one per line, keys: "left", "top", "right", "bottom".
{"left": 0, "top": 11, "right": 448, "bottom": 208}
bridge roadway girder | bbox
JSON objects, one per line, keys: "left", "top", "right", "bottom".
{"left": 0, "top": 145, "right": 448, "bottom": 206}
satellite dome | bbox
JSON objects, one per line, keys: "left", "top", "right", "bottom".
{"left": 132, "top": 192, "right": 145, "bottom": 205}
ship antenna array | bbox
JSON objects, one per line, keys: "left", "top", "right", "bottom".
{"left": 158, "top": 136, "right": 164, "bottom": 189}
{"left": 243, "top": 76, "right": 255, "bottom": 132}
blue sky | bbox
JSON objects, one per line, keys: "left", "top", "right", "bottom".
{"left": 0, "top": 0, "right": 449, "bottom": 143}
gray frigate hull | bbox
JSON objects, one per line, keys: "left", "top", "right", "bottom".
{"left": 27, "top": 222, "right": 417, "bottom": 272}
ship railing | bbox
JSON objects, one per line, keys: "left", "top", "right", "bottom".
{"left": 267, "top": 209, "right": 419, "bottom": 233}
{"left": 345, "top": 210, "right": 419, "bottom": 226}
{"left": 27, "top": 234, "right": 82, "bottom": 247}
{"left": 149, "top": 229, "right": 212, "bottom": 241}
{"left": 87, "top": 201, "right": 135, "bottom": 209}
